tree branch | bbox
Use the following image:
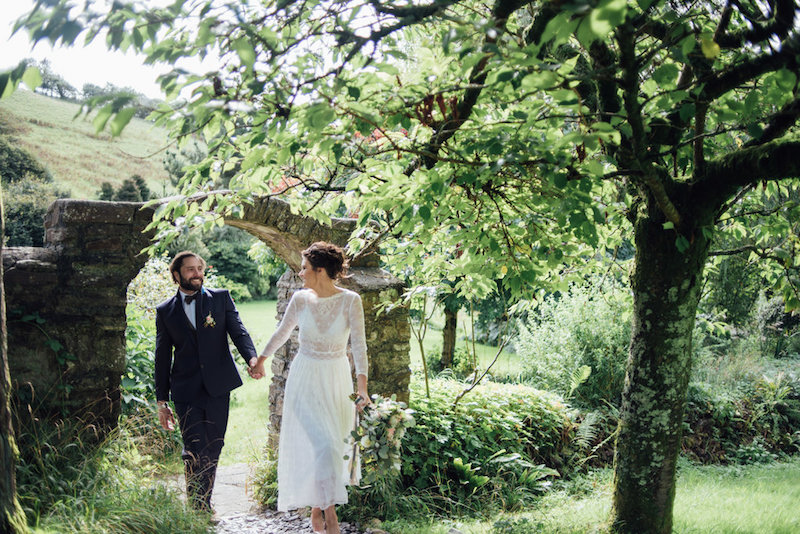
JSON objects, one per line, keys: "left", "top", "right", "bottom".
{"left": 700, "top": 36, "right": 800, "bottom": 102}
{"left": 745, "top": 97, "right": 800, "bottom": 147}
{"left": 717, "top": 0, "right": 797, "bottom": 48}
{"left": 699, "top": 137, "right": 800, "bottom": 207}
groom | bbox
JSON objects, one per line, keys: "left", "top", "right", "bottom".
{"left": 154, "top": 250, "right": 261, "bottom": 514}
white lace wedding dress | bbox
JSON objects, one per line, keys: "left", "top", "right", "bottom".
{"left": 260, "top": 288, "right": 368, "bottom": 511}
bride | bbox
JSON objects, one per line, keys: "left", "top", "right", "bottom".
{"left": 249, "top": 241, "right": 370, "bottom": 534}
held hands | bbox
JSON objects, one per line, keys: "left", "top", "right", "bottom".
{"left": 248, "top": 357, "right": 266, "bottom": 380}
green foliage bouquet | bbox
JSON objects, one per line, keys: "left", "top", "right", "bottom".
{"left": 349, "top": 394, "right": 415, "bottom": 485}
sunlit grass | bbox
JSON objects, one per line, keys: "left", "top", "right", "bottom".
{"left": 381, "top": 460, "right": 800, "bottom": 533}
{"left": 0, "top": 89, "right": 172, "bottom": 198}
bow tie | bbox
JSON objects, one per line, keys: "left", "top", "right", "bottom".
{"left": 183, "top": 293, "right": 199, "bottom": 305}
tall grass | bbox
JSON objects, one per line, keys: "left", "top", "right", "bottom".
{"left": 15, "top": 410, "right": 212, "bottom": 533}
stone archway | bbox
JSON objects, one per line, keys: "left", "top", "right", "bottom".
{"left": 4, "top": 196, "right": 410, "bottom": 439}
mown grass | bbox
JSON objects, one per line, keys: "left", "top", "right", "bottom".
{"left": 0, "top": 89, "right": 172, "bottom": 198}
{"left": 380, "top": 459, "right": 800, "bottom": 533}
{"left": 221, "top": 299, "right": 277, "bottom": 466}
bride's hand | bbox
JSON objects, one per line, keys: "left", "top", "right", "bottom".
{"left": 355, "top": 391, "right": 371, "bottom": 412}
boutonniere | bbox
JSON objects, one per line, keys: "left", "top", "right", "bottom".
{"left": 203, "top": 313, "right": 216, "bottom": 328}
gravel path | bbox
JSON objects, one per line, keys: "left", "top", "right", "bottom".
{"left": 210, "top": 464, "right": 380, "bottom": 534}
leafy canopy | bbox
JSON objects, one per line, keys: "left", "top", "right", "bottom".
{"left": 10, "top": 0, "right": 800, "bottom": 304}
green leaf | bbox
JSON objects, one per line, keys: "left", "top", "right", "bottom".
{"left": 242, "top": 148, "right": 265, "bottom": 171}
{"left": 700, "top": 35, "right": 720, "bottom": 59}
{"left": 520, "top": 71, "right": 558, "bottom": 91}
{"left": 418, "top": 205, "right": 431, "bottom": 221}
{"left": 679, "top": 36, "right": 696, "bottom": 59}
{"left": 93, "top": 104, "right": 114, "bottom": 133}
{"left": 653, "top": 64, "right": 679, "bottom": 87}
{"left": 109, "top": 108, "right": 137, "bottom": 136}
{"left": 307, "top": 103, "right": 335, "bottom": 128}
{"left": 675, "top": 235, "right": 690, "bottom": 253}
{"left": 234, "top": 38, "right": 256, "bottom": 69}
{"left": 22, "top": 66, "right": 42, "bottom": 91}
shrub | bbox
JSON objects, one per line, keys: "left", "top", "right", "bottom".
{"left": 338, "top": 378, "right": 571, "bottom": 521}
{"left": 0, "top": 135, "right": 51, "bottom": 183}
{"left": 515, "top": 277, "right": 631, "bottom": 408}
{"left": 425, "top": 346, "right": 479, "bottom": 380}
{"left": 682, "top": 374, "right": 800, "bottom": 464}
{"left": 3, "top": 175, "right": 69, "bottom": 247}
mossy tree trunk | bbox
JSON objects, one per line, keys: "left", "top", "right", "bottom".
{"left": 611, "top": 201, "right": 712, "bottom": 534}
{"left": 0, "top": 183, "right": 29, "bottom": 533}
{"left": 441, "top": 305, "right": 458, "bottom": 369}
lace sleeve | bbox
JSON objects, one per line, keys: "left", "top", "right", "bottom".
{"left": 260, "top": 291, "right": 301, "bottom": 358}
{"left": 349, "top": 293, "right": 368, "bottom": 378}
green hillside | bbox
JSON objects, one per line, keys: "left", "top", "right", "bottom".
{"left": 0, "top": 89, "right": 172, "bottom": 199}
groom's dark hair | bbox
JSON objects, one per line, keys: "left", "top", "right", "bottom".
{"left": 169, "top": 251, "right": 207, "bottom": 283}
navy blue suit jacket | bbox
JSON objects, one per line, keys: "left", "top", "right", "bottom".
{"left": 155, "top": 287, "right": 257, "bottom": 403}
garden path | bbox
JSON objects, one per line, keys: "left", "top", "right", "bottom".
{"left": 209, "top": 463, "right": 377, "bottom": 533}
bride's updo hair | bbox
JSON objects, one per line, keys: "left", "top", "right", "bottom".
{"left": 302, "top": 241, "right": 348, "bottom": 280}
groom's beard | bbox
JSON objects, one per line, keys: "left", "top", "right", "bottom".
{"left": 179, "top": 274, "right": 203, "bottom": 293}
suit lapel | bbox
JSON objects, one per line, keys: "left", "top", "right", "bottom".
{"left": 172, "top": 291, "right": 197, "bottom": 333}
{"left": 196, "top": 289, "right": 204, "bottom": 331}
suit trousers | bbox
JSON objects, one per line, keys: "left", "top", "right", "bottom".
{"left": 174, "top": 393, "right": 230, "bottom": 511}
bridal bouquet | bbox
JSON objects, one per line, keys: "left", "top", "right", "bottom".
{"left": 349, "top": 394, "right": 415, "bottom": 483}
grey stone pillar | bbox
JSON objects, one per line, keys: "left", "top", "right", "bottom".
{"left": 4, "top": 200, "right": 153, "bottom": 432}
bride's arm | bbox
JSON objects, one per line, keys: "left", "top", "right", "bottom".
{"left": 349, "top": 293, "right": 370, "bottom": 408}
{"left": 248, "top": 292, "right": 301, "bottom": 378}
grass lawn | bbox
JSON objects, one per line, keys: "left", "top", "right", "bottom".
{"left": 381, "top": 459, "right": 800, "bottom": 533}
{"left": 221, "top": 299, "right": 278, "bottom": 466}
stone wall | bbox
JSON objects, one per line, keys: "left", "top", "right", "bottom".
{"left": 3, "top": 200, "right": 154, "bottom": 430}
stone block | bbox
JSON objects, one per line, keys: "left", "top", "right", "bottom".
{"left": 50, "top": 199, "right": 140, "bottom": 225}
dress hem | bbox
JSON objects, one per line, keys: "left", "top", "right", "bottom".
{"left": 277, "top": 498, "right": 349, "bottom": 512}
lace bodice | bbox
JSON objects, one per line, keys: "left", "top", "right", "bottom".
{"left": 260, "top": 288, "right": 368, "bottom": 377}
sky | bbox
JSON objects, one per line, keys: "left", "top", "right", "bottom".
{"left": 1, "top": 0, "right": 171, "bottom": 98}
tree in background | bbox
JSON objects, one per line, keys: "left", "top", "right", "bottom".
{"left": 81, "top": 82, "right": 159, "bottom": 119}
{"left": 97, "top": 175, "right": 153, "bottom": 202}
{"left": 14, "top": 2, "right": 800, "bottom": 532}
{"left": 23, "top": 58, "right": 77, "bottom": 101}
{"left": 1, "top": 135, "right": 64, "bottom": 247}
{"left": 163, "top": 142, "right": 206, "bottom": 188}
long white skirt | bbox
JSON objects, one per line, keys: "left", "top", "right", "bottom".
{"left": 277, "top": 352, "right": 358, "bottom": 511}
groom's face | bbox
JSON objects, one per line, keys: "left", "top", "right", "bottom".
{"left": 177, "top": 256, "right": 205, "bottom": 292}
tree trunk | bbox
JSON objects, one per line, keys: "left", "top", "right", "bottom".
{"left": 441, "top": 306, "right": 458, "bottom": 368}
{"left": 0, "top": 183, "right": 29, "bottom": 533}
{"left": 611, "top": 208, "right": 711, "bottom": 534}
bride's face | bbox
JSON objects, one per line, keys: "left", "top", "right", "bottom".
{"left": 299, "top": 258, "right": 323, "bottom": 289}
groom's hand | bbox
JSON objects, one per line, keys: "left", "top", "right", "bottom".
{"left": 157, "top": 402, "right": 175, "bottom": 431}
{"left": 248, "top": 357, "right": 266, "bottom": 379}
